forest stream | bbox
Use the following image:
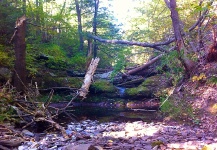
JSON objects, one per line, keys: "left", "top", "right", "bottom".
{"left": 13, "top": 92, "right": 217, "bottom": 150}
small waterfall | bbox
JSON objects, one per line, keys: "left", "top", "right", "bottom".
{"left": 116, "top": 86, "right": 126, "bottom": 97}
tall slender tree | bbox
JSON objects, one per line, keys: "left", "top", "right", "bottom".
{"left": 75, "top": 0, "right": 84, "bottom": 51}
{"left": 164, "top": 0, "right": 195, "bottom": 76}
{"left": 92, "top": 0, "right": 99, "bottom": 58}
{"left": 13, "top": 15, "right": 27, "bottom": 93}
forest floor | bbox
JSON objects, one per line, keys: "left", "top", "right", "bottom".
{"left": 1, "top": 63, "right": 217, "bottom": 150}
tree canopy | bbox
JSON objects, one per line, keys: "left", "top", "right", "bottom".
{"left": 0, "top": 0, "right": 216, "bottom": 80}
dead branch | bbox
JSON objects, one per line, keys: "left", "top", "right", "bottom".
{"left": 116, "top": 78, "right": 145, "bottom": 87}
{"left": 0, "top": 139, "right": 23, "bottom": 148}
{"left": 79, "top": 57, "right": 100, "bottom": 99}
{"left": 44, "top": 89, "right": 54, "bottom": 110}
{"left": 12, "top": 94, "right": 71, "bottom": 138}
{"left": 36, "top": 117, "right": 68, "bottom": 138}
{"left": 61, "top": 91, "right": 79, "bottom": 110}
{"left": 39, "top": 87, "right": 78, "bottom": 92}
{"left": 87, "top": 1, "right": 214, "bottom": 54}
{"left": 88, "top": 34, "right": 170, "bottom": 53}
{"left": 123, "top": 54, "right": 163, "bottom": 77}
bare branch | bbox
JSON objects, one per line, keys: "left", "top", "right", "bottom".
{"left": 87, "top": 0, "right": 214, "bottom": 54}
{"left": 123, "top": 54, "right": 164, "bottom": 76}
{"left": 88, "top": 34, "right": 171, "bottom": 53}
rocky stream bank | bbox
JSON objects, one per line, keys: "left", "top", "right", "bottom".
{"left": 12, "top": 118, "right": 217, "bottom": 150}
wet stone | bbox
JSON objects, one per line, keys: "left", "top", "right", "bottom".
{"left": 17, "top": 119, "right": 217, "bottom": 150}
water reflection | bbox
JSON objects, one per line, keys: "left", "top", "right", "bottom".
{"left": 59, "top": 106, "right": 161, "bottom": 124}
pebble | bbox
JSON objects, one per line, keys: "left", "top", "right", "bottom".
{"left": 18, "top": 120, "right": 217, "bottom": 150}
{"left": 21, "top": 129, "right": 35, "bottom": 137}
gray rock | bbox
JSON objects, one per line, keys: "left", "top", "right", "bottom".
{"left": 143, "top": 145, "right": 152, "bottom": 150}
{"left": 18, "top": 145, "right": 29, "bottom": 150}
{"left": 94, "top": 71, "right": 112, "bottom": 79}
{"left": 22, "top": 129, "right": 34, "bottom": 137}
{"left": 94, "top": 146, "right": 104, "bottom": 150}
{"left": 0, "top": 67, "right": 11, "bottom": 80}
{"left": 63, "top": 144, "right": 95, "bottom": 150}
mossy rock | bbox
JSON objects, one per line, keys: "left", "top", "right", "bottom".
{"left": 125, "top": 86, "right": 152, "bottom": 98}
{"left": 142, "top": 75, "right": 170, "bottom": 87}
{"left": 35, "top": 76, "right": 83, "bottom": 88}
{"left": 90, "top": 80, "right": 116, "bottom": 93}
{"left": 125, "top": 75, "right": 171, "bottom": 99}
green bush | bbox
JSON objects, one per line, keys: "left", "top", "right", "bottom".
{"left": 160, "top": 94, "right": 195, "bottom": 123}
{"left": 69, "top": 55, "right": 87, "bottom": 71}
{"left": 91, "top": 80, "right": 116, "bottom": 93}
{"left": 157, "top": 51, "right": 184, "bottom": 85}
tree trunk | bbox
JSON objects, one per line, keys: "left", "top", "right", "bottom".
{"left": 13, "top": 15, "right": 27, "bottom": 93}
{"left": 165, "top": 0, "right": 195, "bottom": 76}
{"left": 79, "top": 58, "right": 100, "bottom": 99}
{"left": 123, "top": 54, "right": 163, "bottom": 76}
{"left": 93, "top": 0, "right": 99, "bottom": 58}
{"left": 75, "top": 0, "right": 84, "bottom": 51}
{"left": 88, "top": 34, "right": 170, "bottom": 52}
{"left": 87, "top": 38, "right": 93, "bottom": 57}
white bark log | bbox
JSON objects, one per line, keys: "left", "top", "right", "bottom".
{"left": 79, "top": 57, "right": 100, "bottom": 99}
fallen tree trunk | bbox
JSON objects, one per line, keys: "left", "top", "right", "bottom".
{"left": 79, "top": 57, "right": 100, "bottom": 99}
{"left": 123, "top": 54, "right": 163, "bottom": 77}
{"left": 88, "top": 34, "right": 171, "bottom": 52}
{"left": 116, "top": 77, "right": 145, "bottom": 87}
{"left": 49, "top": 99, "right": 160, "bottom": 110}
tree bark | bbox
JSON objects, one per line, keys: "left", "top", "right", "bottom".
{"left": 116, "top": 77, "right": 145, "bottom": 87}
{"left": 13, "top": 15, "right": 27, "bottom": 93}
{"left": 88, "top": 34, "right": 171, "bottom": 52}
{"left": 75, "top": 0, "right": 84, "bottom": 51}
{"left": 165, "top": 0, "right": 195, "bottom": 76}
{"left": 123, "top": 54, "right": 163, "bottom": 76}
{"left": 79, "top": 57, "right": 100, "bottom": 99}
{"left": 93, "top": 0, "right": 99, "bottom": 57}
{"left": 87, "top": 38, "right": 93, "bottom": 57}
{"left": 87, "top": 0, "right": 213, "bottom": 55}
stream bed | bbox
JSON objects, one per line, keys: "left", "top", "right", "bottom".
{"left": 59, "top": 106, "right": 161, "bottom": 124}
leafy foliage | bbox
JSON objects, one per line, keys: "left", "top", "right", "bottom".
{"left": 160, "top": 94, "right": 195, "bottom": 123}
{"left": 191, "top": 73, "right": 206, "bottom": 82}
{"left": 157, "top": 51, "right": 184, "bottom": 85}
{"left": 0, "top": 45, "right": 14, "bottom": 67}
{"left": 0, "top": 83, "right": 14, "bottom": 122}
{"left": 91, "top": 80, "right": 116, "bottom": 93}
{"left": 207, "top": 76, "right": 217, "bottom": 86}
{"left": 0, "top": 1, "right": 22, "bottom": 45}
{"left": 111, "top": 52, "right": 127, "bottom": 78}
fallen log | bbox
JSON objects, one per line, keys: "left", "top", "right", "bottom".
{"left": 49, "top": 99, "right": 160, "bottom": 110}
{"left": 79, "top": 57, "right": 100, "bottom": 99}
{"left": 123, "top": 54, "right": 163, "bottom": 77}
{"left": 116, "top": 77, "right": 145, "bottom": 87}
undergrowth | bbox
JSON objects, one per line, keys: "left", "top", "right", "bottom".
{"left": 157, "top": 51, "right": 199, "bottom": 123}
{"left": 160, "top": 91, "right": 199, "bottom": 124}
{"left": 0, "top": 83, "right": 15, "bottom": 122}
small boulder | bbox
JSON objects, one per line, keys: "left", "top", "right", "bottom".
{"left": 0, "top": 67, "right": 11, "bottom": 82}
{"left": 63, "top": 144, "right": 102, "bottom": 150}
{"left": 125, "top": 75, "right": 171, "bottom": 99}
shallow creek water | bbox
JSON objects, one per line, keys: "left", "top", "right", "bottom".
{"left": 58, "top": 105, "right": 161, "bottom": 125}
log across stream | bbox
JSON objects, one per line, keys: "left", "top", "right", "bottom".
{"left": 49, "top": 99, "right": 159, "bottom": 110}
{"left": 49, "top": 99, "right": 161, "bottom": 123}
